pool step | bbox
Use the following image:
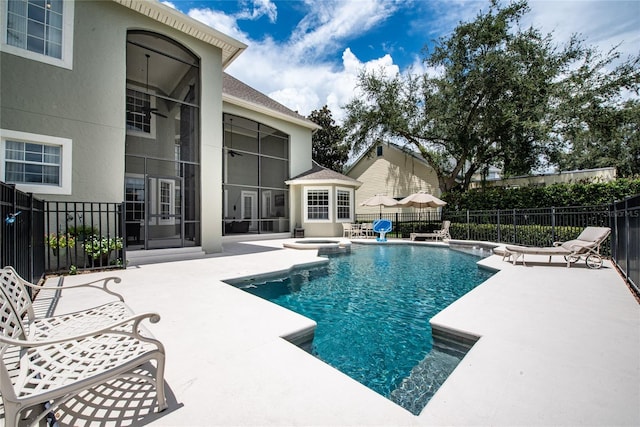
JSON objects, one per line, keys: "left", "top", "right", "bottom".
{"left": 126, "top": 247, "right": 205, "bottom": 266}
{"left": 389, "top": 348, "right": 463, "bottom": 415}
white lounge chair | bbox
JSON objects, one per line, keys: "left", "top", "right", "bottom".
{"left": 502, "top": 226, "right": 611, "bottom": 269}
{"left": 1, "top": 266, "right": 134, "bottom": 339}
{"left": 410, "top": 220, "right": 451, "bottom": 241}
{"left": 0, "top": 272, "right": 167, "bottom": 427}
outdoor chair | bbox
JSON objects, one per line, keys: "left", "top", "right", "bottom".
{"left": 361, "top": 223, "right": 374, "bottom": 238}
{"left": 502, "top": 226, "right": 611, "bottom": 269}
{"left": 0, "top": 282, "right": 167, "bottom": 427}
{"left": 410, "top": 220, "right": 451, "bottom": 241}
{"left": 0, "top": 266, "right": 134, "bottom": 340}
{"left": 342, "top": 223, "right": 353, "bottom": 238}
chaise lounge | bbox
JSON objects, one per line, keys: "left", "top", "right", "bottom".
{"left": 410, "top": 220, "right": 451, "bottom": 242}
{"left": 502, "top": 226, "right": 611, "bottom": 269}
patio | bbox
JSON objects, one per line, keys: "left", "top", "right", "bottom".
{"left": 4, "top": 238, "right": 639, "bottom": 426}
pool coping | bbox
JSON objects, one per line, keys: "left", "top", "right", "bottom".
{"left": 19, "top": 237, "right": 640, "bottom": 426}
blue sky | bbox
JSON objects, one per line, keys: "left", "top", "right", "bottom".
{"left": 163, "top": 0, "right": 640, "bottom": 121}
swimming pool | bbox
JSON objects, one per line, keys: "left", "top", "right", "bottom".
{"left": 233, "top": 245, "right": 493, "bottom": 414}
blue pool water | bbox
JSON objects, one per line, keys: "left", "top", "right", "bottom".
{"left": 235, "top": 245, "right": 493, "bottom": 413}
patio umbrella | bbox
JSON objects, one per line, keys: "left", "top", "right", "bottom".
{"left": 397, "top": 191, "right": 446, "bottom": 209}
{"left": 360, "top": 194, "right": 398, "bottom": 217}
{"left": 397, "top": 191, "right": 446, "bottom": 222}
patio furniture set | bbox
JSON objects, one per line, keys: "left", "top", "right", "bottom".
{"left": 0, "top": 266, "right": 167, "bottom": 427}
{"left": 342, "top": 222, "right": 375, "bottom": 239}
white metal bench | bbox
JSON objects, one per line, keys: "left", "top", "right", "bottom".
{"left": 0, "top": 267, "right": 167, "bottom": 426}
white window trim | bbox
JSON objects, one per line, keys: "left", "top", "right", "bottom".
{"left": 126, "top": 84, "right": 157, "bottom": 139}
{"left": 262, "top": 190, "right": 272, "bottom": 218}
{"left": 0, "top": 0, "right": 74, "bottom": 70}
{"left": 304, "top": 186, "right": 332, "bottom": 223}
{"left": 0, "top": 128, "right": 72, "bottom": 195}
{"left": 335, "top": 186, "right": 354, "bottom": 223}
{"left": 157, "top": 178, "right": 175, "bottom": 226}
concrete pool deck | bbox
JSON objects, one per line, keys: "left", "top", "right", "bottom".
{"left": 6, "top": 238, "right": 639, "bottom": 426}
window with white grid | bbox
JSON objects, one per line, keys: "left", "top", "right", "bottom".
{"left": 1, "top": 129, "right": 72, "bottom": 194}
{"left": 2, "top": 0, "right": 74, "bottom": 68}
{"left": 336, "top": 188, "right": 352, "bottom": 221}
{"left": 126, "top": 88, "right": 153, "bottom": 136}
{"left": 305, "top": 188, "right": 330, "bottom": 221}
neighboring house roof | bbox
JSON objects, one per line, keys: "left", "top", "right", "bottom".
{"left": 344, "top": 141, "right": 429, "bottom": 175}
{"left": 112, "top": 0, "right": 246, "bottom": 68}
{"left": 222, "top": 73, "right": 320, "bottom": 130}
{"left": 286, "top": 161, "right": 362, "bottom": 187}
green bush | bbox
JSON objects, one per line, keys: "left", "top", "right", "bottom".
{"left": 449, "top": 223, "right": 611, "bottom": 256}
{"left": 443, "top": 178, "right": 640, "bottom": 211}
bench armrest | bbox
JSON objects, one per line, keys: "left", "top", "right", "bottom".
{"left": 7, "top": 266, "right": 125, "bottom": 302}
{"left": 0, "top": 311, "right": 162, "bottom": 349}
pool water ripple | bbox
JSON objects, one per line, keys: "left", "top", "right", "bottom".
{"left": 237, "top": 245, "right": 493, "bottom": 412}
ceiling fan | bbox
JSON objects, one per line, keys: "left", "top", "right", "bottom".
{"left": 128, "top": 54, "right": 167, "bottom": 119}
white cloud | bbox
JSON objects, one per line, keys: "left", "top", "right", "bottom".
{"left": 236, "top": 0, "right": 278, "bottom": 23}
{"left": 525, "top": 1, "right": 639, "bottom": 61}
{"left": 183, "top": 0, "right": 639, "bottom": 124}
{"left": 288, "top": 0, "right": 399, "bottom": 59}
{"left": 188, "top": 9, "right": 250, "bottom": 43}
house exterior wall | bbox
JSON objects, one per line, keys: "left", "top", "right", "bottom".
{"left": 348, "top": 145, "right": 440, "bottom": 214}
{"left": 1, "top": 1, "right": 226, "bottom": 252}
{"left": 290, "top": 183, "right": 358, "bottom": 238}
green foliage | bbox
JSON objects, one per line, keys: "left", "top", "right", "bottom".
{"left": 449, "top": 223, "right": 610, "bottom": 255}
{"left": 307, "top": 105, "right": 349, "bottom": 172}
{"left": 555, "top": 100, "right": 640, "bottom": 177}
{"left": 82, "top": 236, "right": 123, "bottom": 260}
{"left": 66, "top": 225, "right": 98, "bottom": 240}
{"left": 443, "top": 178, "right": 640, "bottom": 210}
{"left": 45, "top": 233, "right": 75, "bottom": 249}
{"left": 343, "top": 0, "right": 640, "bottom": 193}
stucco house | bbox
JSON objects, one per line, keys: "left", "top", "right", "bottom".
{"left": 1, "top": 0, "right": 323, "bottom": 256}
{"left": 286, "top": 161, "right": 362, "bottom": 237}
{"left": 345, "top": 142, "right": 440, "bottom": 215}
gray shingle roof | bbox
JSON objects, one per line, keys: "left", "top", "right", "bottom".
{"left": 222, "top": 73, "right": 317, "bottom": 128}
{"left": 288, "top": 161, "right": 362, "bottom": 186}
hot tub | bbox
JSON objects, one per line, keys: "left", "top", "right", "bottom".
{"left": 283, "top": 239, "right": 352, "bottom": 254}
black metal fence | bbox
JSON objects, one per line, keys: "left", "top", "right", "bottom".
{"left": 444, "top": 205, "right": 611, "bottom": 250}
{"left": 45, "top": 201, "right": 125, "bottom": 273}
{"left": 356, "top": 211, "right": 444, "bottom": 237}
{"left": 611, "top": 195, "right": 639, "bottom": 296}
{"left": 357, "top": 204, "right": 614, "bottom": 254}
{"left": 0, "top": 182, "right": 45, "bottom": 283}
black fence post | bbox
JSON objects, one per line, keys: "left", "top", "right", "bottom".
{"left": 466, "top": 209, "right": 470, "bottom": 240}
{"left": 512, "top": 209, "right": 516, "bottom": 244}
{"left": 551, "top": 207, "right": 556, "bottom": 242}
{"left": 497, "top": 209, "right": 501, "bottom": 243}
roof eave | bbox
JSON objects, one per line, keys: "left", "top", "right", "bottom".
{"left": 285, "top": 178, "right": 363, "bottom": 188}
{"left": 112, "top": 0, "right": 247, "bottom": 69}
{"left": 223, "top": 94, "right": 321, "bottom": 130}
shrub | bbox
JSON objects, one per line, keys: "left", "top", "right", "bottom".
{"left": 82, "top": 236, "right": 123, "bottom": 260}
{"left": 443, "top": 178, "right": 640, "bottom": 211}
{"left": 45, "top": 233, "right": 76, "bottom": 250}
